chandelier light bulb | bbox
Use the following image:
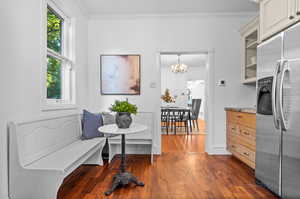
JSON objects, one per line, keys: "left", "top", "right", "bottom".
{"left": 170, "top": 54, "right": 188, "bottom": 73}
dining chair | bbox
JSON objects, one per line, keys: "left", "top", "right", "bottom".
{"left": 168, "top": 109, "right": 177, "bottom": 134}
{"left": 191, "top": 99, "right": 202, "bottom": 131}
{"left": 173, "top": 109, "right": 190, "bottom": 134}
{"left": 161, "top": 109, "right": 170, "bottom": 134}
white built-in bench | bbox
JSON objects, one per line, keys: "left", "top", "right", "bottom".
{"left": 8, "top": 114, "right": 106, "bottom": 199}
{"left": 108, "top": 112, "right": 154, "bottom": 163}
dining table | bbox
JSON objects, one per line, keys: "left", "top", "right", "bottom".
{"left": 161, "top": 106, "right": 193, "bottom": 133}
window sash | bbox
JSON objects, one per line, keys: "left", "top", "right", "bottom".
{"left": 45, "top": 1, "right": 74, "bottom": 105}
{"left": 47, "top": 55, "right": 62, "bottom": 100}
{"left": 47, "top": 1, "right": 72, "bottom": 59}
{"left": 46, "top": 55, "right": 73, "bottom": 103}
{"left": 47, "top": 6, "right": 64, "bottom": 54}
{"left": 47, "top": 48, "right": 73, "bottom": 66}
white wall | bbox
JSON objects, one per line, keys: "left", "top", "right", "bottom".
{"left": 87, "top": 14, "right": 257, "bottom": 155}
{"left": 0, "top": 0, "right": 88, "bottom": 198}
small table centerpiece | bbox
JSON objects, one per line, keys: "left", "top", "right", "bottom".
{"left": 110, "top": 100, "right": 138, "bottom": 129}
{"left": 161, "top": 89, "right": 176, "bottom": 107}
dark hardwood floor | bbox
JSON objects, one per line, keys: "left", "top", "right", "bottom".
{"left": 162, "top": 134, "right": 205, "bottom": 153}
{"left": 161, "top": 119, "right": 206, "bottom": 135}
{"left": 58, "top": 135, "right": 278, "bottom": 199}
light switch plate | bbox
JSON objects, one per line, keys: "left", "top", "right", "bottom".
{"left": 150, "top": 82, "right": 157, "bottom": 88}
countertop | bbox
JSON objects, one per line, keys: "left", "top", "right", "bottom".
{"left": 224, "top": 107, "right": 256, "bottom": 114}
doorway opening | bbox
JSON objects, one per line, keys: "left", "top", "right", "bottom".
{"left": 159, "top": 52, "right": 208, "bottom": 153}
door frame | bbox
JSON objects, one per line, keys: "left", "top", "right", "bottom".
{"left": 156, "top": 49, "right": 215, "bottom": 154}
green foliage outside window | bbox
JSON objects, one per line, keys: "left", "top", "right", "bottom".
{"left": 47, "top": 56, "right": 61, "bottom": 99}
{"left": 47, "top": 7, "right": 63, "bottom": 53}
{"left": 47, "top": 7, "right": 63, "bottom": 99}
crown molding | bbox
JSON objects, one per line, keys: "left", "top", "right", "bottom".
{"left": 87, "top": 12, "right": 258, "bottom": 20}
{"left": 240, "top": 15, "right": 259, "bottom": 34}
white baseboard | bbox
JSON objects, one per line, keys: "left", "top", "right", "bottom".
{"left": 207, "top": 145, "right": 231, "bottom": 155}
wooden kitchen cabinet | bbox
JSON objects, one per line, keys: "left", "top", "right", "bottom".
{"left": 260, "top": 0, "right": 299, "bottom": 41}
{"left": 226, "top": 110, "right": 256, "bottom": 169}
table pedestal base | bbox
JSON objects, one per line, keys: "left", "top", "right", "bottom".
{"left": 105, "top": 172, "right": 144, "bottom": 195}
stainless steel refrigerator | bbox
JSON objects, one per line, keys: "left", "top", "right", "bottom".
{"left": 256, "top": 22, "right": 300, "bottom": 199}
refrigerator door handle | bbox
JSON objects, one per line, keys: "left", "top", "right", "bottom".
{"left": 272, "top": 61, "right": 281, "bottom": 129}
{"left": 278, "top": 60, "right": 289, "bottom": 131}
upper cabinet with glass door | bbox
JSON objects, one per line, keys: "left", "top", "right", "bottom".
{"left": 260, "top": 0, "right": 300, "bottom": 41}
{"left": 240, "top": 16, "right": 259, "bottom": 84}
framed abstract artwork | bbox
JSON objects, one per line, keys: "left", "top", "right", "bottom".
{"left": 100, "top": 55, "right": 141, "bottom": 95}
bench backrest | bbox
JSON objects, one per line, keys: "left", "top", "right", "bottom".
{"left": 11, "top": 114, "right": 82, "bottom": 167}
{"left": 125, "top": 112, "right": 154, "bottom": 140}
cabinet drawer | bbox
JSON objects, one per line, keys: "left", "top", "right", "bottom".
{"left": 227, "top": 111, "right": 256, "bottom": 128}
{"left": 236, "top": 144, "right": 256, "bottom": 163}
{"left": 227, "top": 134, "right": 237, "bottom": 145}
{"left": 227, "top": 111, "right": 238, "bottom": 123}
{"left": 228, "top": 142, "right": 238, "bottom": 153}
{"left": 228, "top": 123, "right": 238, "bottom": 136}
{"left": 239, "top": 125, "right": 255, "bottom": 138}
{"left": 232, "top": 150, "right": 256, "bottom": 169}
{"left": 238, "top": 125, "right": 256, "bottom": 150}
{"left": 236, "top": 136, "right": 256, "bottom": 151}
{"left": 236, "top": 113, "right": 256, "bottom": 128}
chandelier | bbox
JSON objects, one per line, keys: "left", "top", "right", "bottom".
{"left": 170, "top": 54, "right": 188, "bottom": 73}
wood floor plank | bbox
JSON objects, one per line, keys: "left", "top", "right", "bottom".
{"left": 58, "top": 135, "right": 278, "bottom": 199}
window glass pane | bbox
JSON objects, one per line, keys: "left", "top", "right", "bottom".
{"left": 47, "top": 56, "right": 62, "bottom": 99}
{"left": 47, "top": 7, "right": 63, "bottom": 53}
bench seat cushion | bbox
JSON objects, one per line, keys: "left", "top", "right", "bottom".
{"left": 25, "top": 137, "right": 106, "bottom": 172}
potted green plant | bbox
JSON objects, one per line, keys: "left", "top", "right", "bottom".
{"left": 109, "top": 100, "right": 138, "bottom": 128}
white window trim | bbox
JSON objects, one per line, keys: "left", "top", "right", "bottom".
{"left": 41, "top": 0, "right": 77, "bottom": 111}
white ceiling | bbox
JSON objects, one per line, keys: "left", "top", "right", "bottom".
{"left": 160, "top": 54, "right": 208, "bottom": 68}
{"left": 79, "top": 0, "right": 258, "bottom": 16}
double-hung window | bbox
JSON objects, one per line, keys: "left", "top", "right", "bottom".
{"left": 45, "top": 2, "right": 74, "bottom": 108}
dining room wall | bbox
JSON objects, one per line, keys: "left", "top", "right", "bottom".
{"left": 161, "top": 59, "right": 207, "bottom": 107}
{"left": 0, "top": 0, "right": 88, "bottom": 198}
{"left": 87, "top": 13, "right": 257, "bottom": 156}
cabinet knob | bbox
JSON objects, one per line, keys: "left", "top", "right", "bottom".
{"left": 289, "top": 15, "right": 295, "bottom": 20}
{"left": 243, "top": 131, "right": 250, "bottom": 136}
{"left": 243, "top": 152, "right": 250, "bottom": 156}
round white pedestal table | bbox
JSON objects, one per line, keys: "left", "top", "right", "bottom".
{"left": 98, "top": 123, "right": 147, "bottom": 195}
